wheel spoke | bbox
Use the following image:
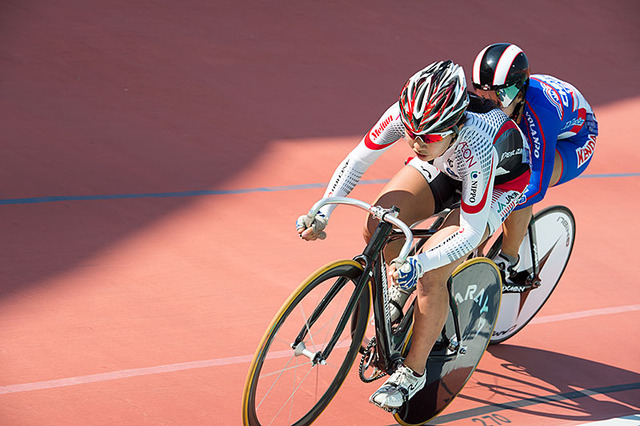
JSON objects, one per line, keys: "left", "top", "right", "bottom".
{"left": 268, "top": 364, "right": 316, "bottom": 425}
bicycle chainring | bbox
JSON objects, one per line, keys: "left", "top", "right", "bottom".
{"left": 358, "top": 336, "right": 386, "bottom": 383}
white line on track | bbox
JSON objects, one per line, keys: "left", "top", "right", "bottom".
{"left": 576, "top": 414, "right": 640, "bottom": 425}
{"left": 1, "top": 304, "right": 638, "bottom": 396}
{"left": 530, "top": 304, "right": 640, "bottom": 324}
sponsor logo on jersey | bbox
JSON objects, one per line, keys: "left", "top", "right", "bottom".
{"left": 501, "top": 148, "right": 523, "bottom": 161}
{"left": 537, "top": 75, "right": 571, "bottom": 113}
{"left": 518, "top": 193, "right": 527, "bottom": 205}
{"left": 369, "top": 115, "right": 393, "bottom": 142}
{"left": 364, "top": 115, "right": 397, "bottom": 150}
{"left": 497, "top": 191, "right": 522, "bottom": 215}
{"left": 458, "top": 140, "right": 477, "bottom": 168}
{"left": 576, "top": 135, "right": 596, "bottom": 168}
{"left": 524, "top": 110, "right": 541, "bottom": 159}
{"left": 562, "top": 115, "right": 586, "bottom": 135}
{"left": 469, "top": 171, "right": 480, "bottom": 203}
{"left": 541, "top": 82, "right": 564, "bottom": 119}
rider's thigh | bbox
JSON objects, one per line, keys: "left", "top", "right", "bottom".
{"left": 419, "top": 258, "right": 463, "bottom": 292}
{"left": 423, "top": 208, "right": 490, "bottom": 245}
{"left": 417, "top": 209, "right": 491, "bottom": 289}
{"left": 549, "top": 151, "right": 563, "bottom": 187}
{"left": 417, "top": 224, "right": 466, "bottom": 292}
{"left": 363, "top": 165, "right": 436, "bottom": 241}
{"left": 552, "top": 133, "right": 597, "bottom": 187}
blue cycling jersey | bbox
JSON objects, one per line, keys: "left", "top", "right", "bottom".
{"left": 517, "top": 74, "right": 598, "bottom": 208}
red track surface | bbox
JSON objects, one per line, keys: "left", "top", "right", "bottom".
{"left": 1, "top": 1, "right": 639, "bottom": 425}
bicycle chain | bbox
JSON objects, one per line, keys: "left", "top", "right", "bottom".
{"left": 358, "top": 336, "right": 386, "bottom": 383}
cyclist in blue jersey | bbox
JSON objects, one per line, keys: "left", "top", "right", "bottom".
{"left": 472, "top": 43, "right": 598, "bottom": 276}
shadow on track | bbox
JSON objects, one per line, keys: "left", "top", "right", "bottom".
{"left": 424, "top": 344, "right": 640, "bottom": 425}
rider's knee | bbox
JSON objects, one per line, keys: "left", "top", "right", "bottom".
{"left": 415, "top": 273, "right": 448, "bottom": 297}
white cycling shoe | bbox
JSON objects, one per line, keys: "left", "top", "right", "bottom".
{"left": 369, "top": 364, "right": 426, "bottom": 411}
{"left": 492, "top": 250, "right": 519, "bottom": 277}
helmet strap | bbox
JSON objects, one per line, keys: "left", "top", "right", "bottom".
{"left": 448, "top": 124, "right": 460, "bottom": 148}
{"left": 511, "top": 80, "right": 529, "bottom": 123}
{"left": 511, "top": 98, "right": 526, "bottom": 123}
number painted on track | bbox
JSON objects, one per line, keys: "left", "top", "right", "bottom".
{"left": 471, "top": 413, "right": 511, "bottom": 425}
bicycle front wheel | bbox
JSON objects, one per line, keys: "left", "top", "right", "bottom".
{"left": 242, "top": 259, "right": 370, "bottom": 426}
{"left": 489, "top": 206, "right": 576, "bottom": 344}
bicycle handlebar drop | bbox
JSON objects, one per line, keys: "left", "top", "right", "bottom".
{"left": 307, "top": 197, "right": 414, "bottom": 264}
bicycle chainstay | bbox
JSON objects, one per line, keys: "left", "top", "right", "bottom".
{"left": 358, "top": 337, "right": 386, "bottom": 383}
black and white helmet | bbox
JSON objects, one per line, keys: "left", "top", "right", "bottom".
{"left": 472, "top": 43, "right": 530, "bottom": 108}
{"left": 399, "top": 60, "right": 469, "bottom": 135}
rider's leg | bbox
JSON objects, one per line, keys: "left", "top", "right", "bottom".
{"left": 402, "top": 239, "right": 462, "bottom": 374}
{"left": 402, "top": 212, "right": 490, "bottom": 375}
{"left": 499, "top": 205, "right": 532, "bottom": 259}
{"left": 500, "top": 151, "right": 563, "bottom": 259}
{"left": 371, "top": 161, "right": 460, "bottom": 323}
{"left": 549, "top": 151, "right": 563, "bottom": 187}
{"left": 370, "top": 211, "right": 491, "bottom": 409}
{"left": 363, "top": 165, "right": 436, "bottom": 261}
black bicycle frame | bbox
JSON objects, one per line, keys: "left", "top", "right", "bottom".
{"left": 525, "top": 216, "right": 542, "bottom": 286}
{"left": 292, "top": 210, "right": 468, "bottom": 371}
{"left": 357, "top": 219, "right": 413, "bottom": 373}
{"left": 364, "top": 221, "right": 469, "bottom": 372}
{"left": 292, "top": 218, "right": 396, "bottom": 365}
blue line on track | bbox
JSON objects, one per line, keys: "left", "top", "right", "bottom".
{"left": 0, "top": 174, "right": 638, "bottom": 206}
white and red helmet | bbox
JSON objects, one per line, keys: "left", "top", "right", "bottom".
{"left": 399, "top": 60, "right": 469, "bottom": 135}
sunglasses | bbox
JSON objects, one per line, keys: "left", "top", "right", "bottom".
{"left": 474, "top": 83, "right": 521, "bottom": 108}
{"left": 405, "top": 128, "right": 454, "bottom": 144}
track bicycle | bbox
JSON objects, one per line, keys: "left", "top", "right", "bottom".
{"left": 405, "top": 205, "right": 577, "bottom": 344}
{"left": 485, "top": 205, "right": 576, "bottom": 344}
{"left": 242, "top": 196, "right": 503, "bottom": 426}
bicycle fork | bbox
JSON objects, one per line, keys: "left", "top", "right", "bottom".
{"left": 291, "top": 270, "right": 370, "bottom": 366}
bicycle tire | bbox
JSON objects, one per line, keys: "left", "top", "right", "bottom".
{"left": 242, "top": 260, "right": 370, "bottom": 426}
{"left": 488, "top": 206, "right": 576, "bottom": 344}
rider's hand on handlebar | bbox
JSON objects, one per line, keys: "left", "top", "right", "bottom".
{"left": 296, "top": 212, "right": 328, "bottom": 241}
{"left": 390, "top": 257, "right": 424, "bottom": 290}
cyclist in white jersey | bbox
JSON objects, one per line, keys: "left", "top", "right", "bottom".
{"left": 296, "top": 61, "right": 531, "bottom": 410}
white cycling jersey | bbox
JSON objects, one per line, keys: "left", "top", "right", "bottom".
{"left": 318, "top": 100, "right": 530, "bottom": 273}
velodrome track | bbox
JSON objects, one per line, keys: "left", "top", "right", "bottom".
{"left": 1, "top": 1, "right": 639, "bottom": 425}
